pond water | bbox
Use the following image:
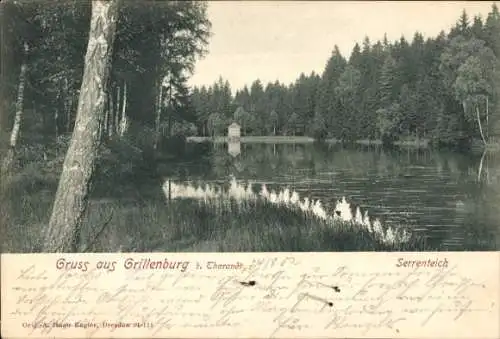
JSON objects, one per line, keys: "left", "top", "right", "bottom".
{"left": 161, "top": 141, "right": 500, "bottom": 251}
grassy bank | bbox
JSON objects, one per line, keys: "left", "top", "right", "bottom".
{"left": 2, "top": 187, "right": 430, "bottom": 252}
{"left": 1, "top": 157, "right": 427, "bottom": 252}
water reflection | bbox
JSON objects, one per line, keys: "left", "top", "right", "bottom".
{"left": 228, "top": 141, "right": 241, "bottom": 157}
{"left": 162, "top": 177, "right": 410, "bottom": 245}
{"left": 163, "top": 142, "right": 499, "bottom": 250}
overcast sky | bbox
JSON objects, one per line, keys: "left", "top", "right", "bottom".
{"left": 188, "top": 1, "right": 496, "bottom": 91}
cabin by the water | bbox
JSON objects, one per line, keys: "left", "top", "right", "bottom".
{"left": 228, "top": 122, "right": 241, "bottom": 141}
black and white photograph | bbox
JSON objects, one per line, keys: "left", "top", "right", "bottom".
{"left": 1, "top": 0, "right": 499, "bottom": 253}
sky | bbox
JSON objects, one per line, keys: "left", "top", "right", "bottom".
{"left": 188, "top": 1, "right": 496, "bottom": 92}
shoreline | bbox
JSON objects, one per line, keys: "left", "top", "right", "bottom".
{"left": 186, "top": 136, "right": 500, "bottom": 151}
{"left": 186, "top": 136, "right": 430, "bottom": 147}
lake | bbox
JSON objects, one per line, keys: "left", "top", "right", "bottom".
{"left": 159, "top": 141, "right": 500, "bottom": 251}
{"left": 4, "top": 140, "right": 499, "bottom": 252}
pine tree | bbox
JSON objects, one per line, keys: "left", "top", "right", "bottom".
{"left": 471, "top": 15, "right": 484, "bottom": 40}
{"left": 316, "top": 46, "right": 347, "bottom": 136}
{"left": 349, "top": 42, "right": 362, "bottom": 68}
{"left": 459, "top": 9, "right": 471, "bottom": 37}
{"left": 379, "top": 54, "right": 398, "bottom": 108}
{"left": 335, "top": 65, "right": 361, "bottom": 141}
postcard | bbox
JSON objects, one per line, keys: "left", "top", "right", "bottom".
{"left": 1, "top": 0, "right": 499, "bottom": 338}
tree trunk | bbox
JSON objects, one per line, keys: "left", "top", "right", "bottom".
{"left": 478, "top": 149, "right": 486, "bottom": 182}
{"left": 2, "top": 57, "right": 27, "bottom": 172}
{"left": 119, "top": 81, "right": 128, "bottom": 136}
{"left": 43, "top": 0, "right": 119, "bottom": 252}
{"left": 115, "top": 85, "right": 120, "bottom": 134}
{"left": 486, "top": 96, "right": 489, "bottom": 140}
{"left": 104, "top": 101, "right": 109, "bottom": 139}
{"left": 154, "top": 81, "right": 162, "bottom": 150}
{"left": 108, "top": 87, "right": 114, "bottom": 138}
{"left": 55, "top": 107, "right": 59, "bottom": 141}
{"left": 475, "top": 105, "right": 487, "bottom": 146}
{"left": 168, "top": 84, "right": 173, "bottom": 137}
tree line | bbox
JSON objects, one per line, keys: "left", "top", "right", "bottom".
{"left": 190, "top": 5, "right": 500, "bottom": 147}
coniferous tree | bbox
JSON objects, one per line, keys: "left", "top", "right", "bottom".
{"left": 187, "top": 4, "right": 500, "bottom": 146}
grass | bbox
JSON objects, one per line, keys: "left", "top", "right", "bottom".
{"left": 2, "top": 176, "right": 431, "bottom": 253}
{"left": 1, "top": 179, "right": 54, "bottom": 253}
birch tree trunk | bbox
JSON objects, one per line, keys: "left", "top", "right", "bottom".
{"left": 475, "top": 105, "right": 487, "bottom": 146}
{"left": 119, "top": 81, "right": 128, "bottom": 136}
{"left": 2, "top": 43, "right": 28, "bottom": 173}
{"left": 154, "top": 82, "right": 163, "bottom": 150}
{"left": 478, "top": 149, "right": 486, "bottom": 182}
{"left": 55, "top": 107, "right": 59, "bottom": 141}
{"left": 168, "top": 83, "right": 173, "bottom": 137}
{"left": 115, "top": 85, "right": 120, "bottom": 134}
{"left": 108, "top": 87, "right": 114, "bottom": 138}
{"left": 43, "top": 0, "right": 119, "bottom": 252}
{"left": 486, "top": 96, "right": 489, "bottom": 140}
{"left": 104, "top": 90, "right": 111, "bottom": 140}
{"left": 8, "top": 63, "right": 27, "bottom": 150}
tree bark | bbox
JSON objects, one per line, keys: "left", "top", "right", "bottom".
{"left": 107, "top": 87, "right": 114, "bottom": 138}
{"left": 55, "top": 106, "right": 59, "bottom": 141}
{"left": 115, "top": 84, "right": 120, "bottom": 134}
{"left": 154, "top": 81, "right": 163, "bottom": 150}
{"left": 2, "top": 49, "right": 27, "bottom": 173}
{"left": 119, "top": 81, "right": 128, "bottom": 136}
{"left": 43, "top": 0, "right": 119, "bottom": 252}
{"left": 475, "top": 105, "right": 487, "bottom": 146}
{"left": 9, "top": 63, "right": 27, "bottom": 148}
{"left": 478, "top": 149, "right": 486, "bottom": 182}
{"left": 486, "top": 96, "right": 489, "bottom": 140}
{"left": 168, "top": 82, "right": 173, "bottom": 137}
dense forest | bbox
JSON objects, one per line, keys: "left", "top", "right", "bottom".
{"left": 191, "top": 5, "right": 500, "bottom": 148}
{"left": 2, "top": 2, "right": 500, "bottom": 161}
{"left": 1, "top": 0, "right": 210, "bottom": 157}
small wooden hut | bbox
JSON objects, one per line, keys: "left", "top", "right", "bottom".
{"left": 228, "top": 122, "right": 241, "bottom": 141}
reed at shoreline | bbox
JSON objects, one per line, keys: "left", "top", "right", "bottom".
{"left": 162, "top": 177, "right": 416, "bottom": 250}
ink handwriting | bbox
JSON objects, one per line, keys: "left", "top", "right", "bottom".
{"left": 3, "top": 255, "right": 496, "bottom": 338}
